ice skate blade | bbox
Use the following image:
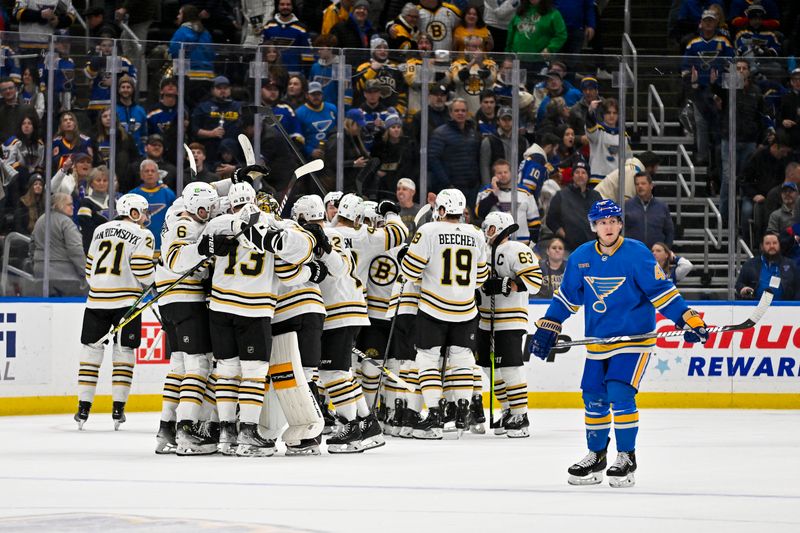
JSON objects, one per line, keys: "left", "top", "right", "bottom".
{"left": 398, "top": 427, "right": 414, "bottom": 438}
{"left": 608, "top": 473, "right": 636, "bottom": 488}
{"left": 75, "top": 418, "right": 86, "bottom": 431}
{"left": 113, "top": 420, "right": 124, "bottom": 431}
{"left": 469, "top": 423, "right": 486, "bottom": 435}
{"left": 361, "top": 434, "right": 386, "bottom": 451}
{"left": 507, "top": 428, "right": 530, "bottom": 438}
{"left": 327, "top": 442, "right": 365, "bottom": 454}
{"left": 286, "top": 446, "right": 321, "bottom": 456}
{"left": 217, "top": 443, "right": 238, "bottom": 456}
{"left": 568, "top": 472, "right": 604, "bottom": 486}
{"left": 235, "top": 444, "right": 276, "bottom": 457}
{"left": 176, "top": 444, "right": 217, "bottom": 456}
{"left": 412, "top": 428, "right": 443, "bottom": 440}
{"left": 154, "top": 441, "right": 177, "bottom": 455}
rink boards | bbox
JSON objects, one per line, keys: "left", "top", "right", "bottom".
{"left": 0, "top": 299, "right": 798, "bottom": 414}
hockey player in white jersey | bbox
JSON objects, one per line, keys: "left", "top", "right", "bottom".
{"left": 477, "top": 212, "right": 543, "bottom": 437}
{"left": 292, "top": 194, "right": 385, "bottom": 453}
{"left": 76, "top": 194, "right": 156, "bottom": 430}
{"left": 203, "top": 182, "right": 315, "bottom": 456}
{"left": 400, "top": 189, "right": 489, "bottom": 439}
{"left": 323, "top": 191, "right": 343, "bottom": 224}
{"left": 154, "top": 182, "right": 239, "bottom": 455}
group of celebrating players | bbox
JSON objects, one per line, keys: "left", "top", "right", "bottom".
{"left": 71, "top": 158, "right": 711, "bottom": 489}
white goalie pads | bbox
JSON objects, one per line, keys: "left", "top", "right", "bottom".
{"left": 261, "top": 332, "right": 324, "bottom": 445}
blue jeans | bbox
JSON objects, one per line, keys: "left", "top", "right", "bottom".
{"left": 720, "top": 139, "right": 756, "bottom": 223}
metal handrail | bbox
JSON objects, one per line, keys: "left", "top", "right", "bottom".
{"left": 704, "top": 197, "right": 723, "bottom": 248}
{"left": 622, "top": 33, "right": 638, "bottom": 131}
{"left": 1, "top": 232, "right": 36, "bottom": 296}
{"left": 646, "top": 84, "right": 664, "bottom": 151}
{"left": 737, "top": 238, "right": 753, "bottom": 259}
{"left": 677, "top": 144, "right": 696, "bottom": 195}
{"left": 673, "top": 144, "right": 693, "bottom": 226}
{"left": 118, "top": 21, "right": 145, "bottom": 53}
{"left": 624, "top": 0, "right": 631, "bottom": 37}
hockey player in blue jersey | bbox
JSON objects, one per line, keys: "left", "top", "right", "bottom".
{"left": 530, "top": 199, "right": 710, "bottom": 488}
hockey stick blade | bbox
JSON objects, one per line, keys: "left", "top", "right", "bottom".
{"left": 548, "top": 277, "right": 779, "bottom": 355}
{"left": 183, "top": 143, "right": 197, "bottom": 177}
{"left": 238, "top": 134, "right": 256, "bottom": 166}
{"left": 294, "top": 159, "right": 324, "bottom": 178}
{"left": 352, "top": 348, "right": 416, "bottom": 392}
{"left": 413, "top": 203, "right": 431, "bottom": 227}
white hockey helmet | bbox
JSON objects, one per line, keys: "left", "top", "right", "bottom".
{"left": 481, "top": 211, "right": 515, "bottom": 243}
{"left": 228, "top": 182, "right": 256, "bottom": 210}
{"left": 435, "top": 188, "right": 467, "bottom": 217}
{"left": 116, "top": 193, "right": 149, "bottom": 223}
{"left": 336, "top": 193, "right": 362, "bottom": 222}
{"left": 357, "top": 200, "right": 382, "bottom": 228}
{"left": 182, "top": 182, "right": 218, "bottom": 221}
{"left": 323, "top": 191, "right": 343, "bottom": 208}
{"left": 211, "top": 196, "right": 231, "bottom": 218}
{"left": 291, "top": 194, "right": 325, "bottom": 223}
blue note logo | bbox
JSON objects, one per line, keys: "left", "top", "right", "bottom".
{"left": 584, "top": 276, "right": 626, "bottom": 313}
{"left": 0, "top": 312, "right": 17, "bottom": 358}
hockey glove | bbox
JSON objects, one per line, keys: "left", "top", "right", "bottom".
{"left": 232, "top": 164, "right": 271, "bottom": 184}
{"left": 377, "top": 200, "right": 401, "bottom": 216}
{"left": 530, "top": 318, "right": 562, "bottom": 360}
{"left": 197, "top": 234, "right": 237, "bottom": 257}
{"left": 307, "top": 260, "right": 329, "bottom": 284}
{"left": 482, "top": 276, "right": 513, "bottom": 297}
{"left": 303, "top": 223, "right": 332, "bottom": 255}
{"left": 241, "top": 223, "right": 283, "bottom": 254}
{"left": 679, "top": 309, "right": 709, "bottom": 344}
{"left": 396, "top": 244, "right": 408, "bottom": 265}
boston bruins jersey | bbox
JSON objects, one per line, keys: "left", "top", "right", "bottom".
{"left": 478, "top": 240, "right": 543, "bottom": 332}
{"left": 85, "top": 220, "right": 155, "bottom": 309}
{"left": 273, "top": 220, "right": 326, "bottom": 324}
{"left": 386, "top": 277, "right": 421, "bottom": 319}
{"left": 157, "top": 215, "right": 208, "bottom": 305}
{"left": 401, "top": 221, "right": 489, "bottom": 322}
{"left": 206, "top": 213, "right": 313, "bottom": 318}
{"left": 322, "top": 227, "right": 370, "bottom": 330}
{"left": 364, "top": 246, "right": 402, "bottom": 320}
{"left": 417, "top": 1, "right": 461, "bottom": 52}
{"left": 335, "top": 213, "right": 408, "bottom": 289}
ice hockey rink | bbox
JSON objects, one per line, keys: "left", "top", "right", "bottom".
{"left": 0, "top": 409, "right": 797, "bottom": 533}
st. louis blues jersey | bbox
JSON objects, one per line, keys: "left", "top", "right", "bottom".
{"left": 518, "top": 144, "right": 555, "bottom": 201}
{"left": 681, "top": 34, "right": 735, "bottom": 87}
{"left": 478, "top": 240, "right": 542, "bottom": 332}
{"left": 295, "top": 101, "right": 337, "bottom": 157}
{"left": 545, "top": 237, "right": 692, "bottom": 360}
{"left": 401, "top": 221, "right": 489, "bottom": 322}
{"left": 85, "top": 220, "right": 155, "bottom": 309}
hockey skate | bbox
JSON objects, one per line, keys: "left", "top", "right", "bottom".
{"left": 451, "top": 399, "right": 470, "bottom": 438}
{"left": 607, "top": 451, "right": 637, "bottom": 488}
{"left": 176, "top": 420, "right": 217, "bottom": 456}
{"left": 236, "top": 423, "right": 277, "bottom": 457}
{"left": 326, "top": 419, "right": 364, "bottom": 453}
{"left": 491, "top": 409, "right": 511, "bottom": 436}
{"left": 112, "top": 402, "right": 126, "bottom": 430}
{"left": 155, "top": 420, "right": 177, "bottom": 454}
{"left": 504, "top": 413, "right": 530, "bottom": 438}
{"left": 359, "top": 413, "right": 386, "bottom": 451}
{"left": 442, "top": 401, "right": 458, "bottom": 433}
{"left": 568, "top": 445, "right": 609, "bottom": 486}
{"left": 218, "top": 421, "right": 238, "bottom": 455}
{"left": 286, "top": 435, "right": 322, "bottom": 456}
{"left": 398, "top": 402, "right": 420, "bottom": 439}
{"left": 412, "top": 406, "right": 444, "bottom": 440}
{"left": 74, "top": 401, "right": 91, "bottom": 430}
{"left": 468, "top": 393, "right": 486, "bottom": 434}
{"left": 321, "top": 407, "right": 337, "bottom": 435}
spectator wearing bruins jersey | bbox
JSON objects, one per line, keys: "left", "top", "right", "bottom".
{"left": 75, "top": 194, "right": 155, "bottom": 431}
{"left": 354, "top": 37, "right": 409, "bottom": 116}
{"left": 401, "top": 189, "right": 489, "bottom": 439}
{"left": 202, "top": 182, "right": 315, "bottom": 456}
{"left": 417, "top": 0, "right": 462, "bottom": 52}
{"left": 477, "top": 212, "right": 542, "bottom": 438}
{"left": 448, "top": 36, "right": 497, "bottom": 115}
{"left": 291, "top": 195, "right": 384, "bottom": 454}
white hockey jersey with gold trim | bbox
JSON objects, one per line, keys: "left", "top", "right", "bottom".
{"left": 321, "top": 227, "right": 370, "bottom": 330}
{"left": 273, "top": 219, "right": 326, "bottom": 323}
{"left": 478, "top": 240, "right": 543, "bottom": 332}
{"left": 85, "top": 219, "right": 155, "bottom": 309}
{"left": 401, "top": 221, "right": 489, "bottom": 321}
{"left": 364, "top": 248, "right": 401, "bottom": 320}
{"left": 205, "top": 212, "right": 313, "bottom": 318}
{"left": 335, "top": 213, "right": 408, "bottom": 289}
{"left": 156, "top": 215, "right": 209, "bottom": 305}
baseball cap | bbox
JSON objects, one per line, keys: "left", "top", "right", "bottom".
{"left": 364, "top": 79, "right": 381, "bottom": 92}
{"left": 72, "top": 152, "right": 92, "bottom": 162}
{"left": 573, "top": 160, "right": 591, "bottom": 174}
{"left": 791, "top": 68, "right": 800, "bottom": 78}
{"left": 701, "top": 9, "right": 718, "bottom": 20}
{"left": 580, "top": 76, "right": 599, "bottom": 89}
{"left": 346, "top": 108, "right": 366, "bottom": 127}
{"left": 307, "top": 81, "right": 323, "bottom": 94}
{"left": 545, "top": 69, "right": 563, "bottom": 80}
{"left": 782, "top": 182, "right": 799, "bottom": 192}
{"left": 397, "top": 177, "right": 416, "bottom": 191}
{"left": 745, "top": 4, "right": 766, "bottom": 17}
{"left": 213, "top": 75, "right": 231, "bottom": 87}
{"left": 498, "top": 106, "right": 513, "bottom": 119}
{"left": 146, "top": 134, "right": 164, "bottom": 146}
{"left": 354, "top": 0, "right": 370, "bottom": 10}
{"left": 429, "top": 83, "right": 448, "bottom": 95}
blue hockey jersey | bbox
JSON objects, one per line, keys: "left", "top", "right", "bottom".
{"left": 85, "top": 55, "right": 137, "bottom": 110}
{"left": 681, "top": 34, "right": 735, "bottom": 87}
{"left": 546, "top": 237, "right": 691, "bottom": 359}
{"left": 309, "top": 59, "right": 352, "bottom": 108}
{"left": 129, "top": 184, "right": 177, "bottom": 250}
{"left": 518, "top": 144, "right": 555, "bottom": 200}
{"left": 295, "top": 102, "right": 337, "bottom": 157}
{"left": 261, "top": 15, "right": 314, "bottom": 74}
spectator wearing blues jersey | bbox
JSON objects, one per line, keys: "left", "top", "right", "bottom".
{"left": 146, "top": 79, "right": 184, "bottom": 163}
{"left": 116, "top": 76, "right": 147, "bottom": 156}
{"left": 85, "top": 35, "right": 137, "bottom": 119}
{"left": 129, "top": 159, "right": 176, "bottom": 250}
{"left": 169, "top": 4, "right": 215, "bottom": 108}
{"left": 190, "top": 76, "right": 243, "bottom": 168}
{"left": 296, "top": 81, "right": 338, "bottom": 159}
{"left": 51, "top": 111, "right": 93, "bottom": 172}
{"left": 359, "top": 79, "right": 395, "bottom": 151}
{"left": 262, "top": 0, "right": 314, "bottom": 76}
{"left": 734, "top": 4, "right": 781, "bottom": 58}
{"left": 309, "top": 34, "right": 348, "bottom": 107}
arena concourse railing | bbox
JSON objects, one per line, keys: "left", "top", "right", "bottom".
{"left": 0, "top": 30, "right": 791, "bottom": 301}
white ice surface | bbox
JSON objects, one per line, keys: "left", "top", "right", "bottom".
{"left": 0, "top": 409, "right": 798, "bottom": 533}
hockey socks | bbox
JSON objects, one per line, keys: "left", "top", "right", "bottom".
{"left": 176, "top": 353, "right": 212, "bottom": 423}
{"left": 215, "top": 358, "right": 241, "bottom": 423}
{"left": 239, "top": 360, "right": 269, "bottom": 424}
{"left": 111, "top": 347, "right": 135, "bottom": 404}
{"left": 160, "top": 351, "right": 184, "bottom": 422}
{"left": 77, "top": 344, "right": 104, "bottom": 404}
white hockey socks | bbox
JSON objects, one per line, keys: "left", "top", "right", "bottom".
{"left": 176, "top": 353, "right": 211, "bottom": 422}
{"left": 111, "top": 347, "right": 135, "bottom": 404}
{"left": 160, "top": 351, "right": 185, "bottom": 421}
{"left": 444, "top": 347, "right": 475, "bottom": 403}
{"left": 416, "top": 347, "right": 443, "bottom": 408}
{"left": 360, "top": 357, "right": 382, "bottom": 409}
{"left": 239, "top": 360, "right": 269, "bottom": 424}
{"left": 77, "top": 344, "right": 104, "bottom": 404}
{"left": 320, "top": 370, "right": 362, "bottom": 421}
{"left": 501, "top": 366, "right": 528, "bottom": 415}
{"left": 215, "top": 358, "right": 241, "bottom": 422}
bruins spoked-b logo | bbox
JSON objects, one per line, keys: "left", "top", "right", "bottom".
{"left": 369, "top": 256, "right": 398, "bottom": 286}
{"left": 427, "top": 21, "right": 446, "bottom": 41}
{"left": 584, "top": 276, "right": 626, "bottom": 313}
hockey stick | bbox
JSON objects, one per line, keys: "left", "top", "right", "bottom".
{"left": 548, "top": 276, "right": 780, "bottom": 356}
{"left": 413, "top": 203, "right": 432, "bottom": 229}
{"left": 238, "top": 134, "right": 256, "bottom": 166}
{"left": 488, "top": 223, "right": 519, "bottom": 428}
{"left": 353, "top": 348, "right": 416, "bottom": 392}
{"left": 183, "top": 143, "right": 197, "bottom": 178}
{"left": 370, "top": 274, "right": 405, "bottom": 413}
{"left": 278, "top": 159, "right": 326, "bottom": 215}
{"left": 90, "top": 211, "right": 262, "bottom": 348}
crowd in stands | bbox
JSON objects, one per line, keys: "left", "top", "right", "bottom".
{"left": 0, "top": 0, "right": 797, "bottom": 299}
